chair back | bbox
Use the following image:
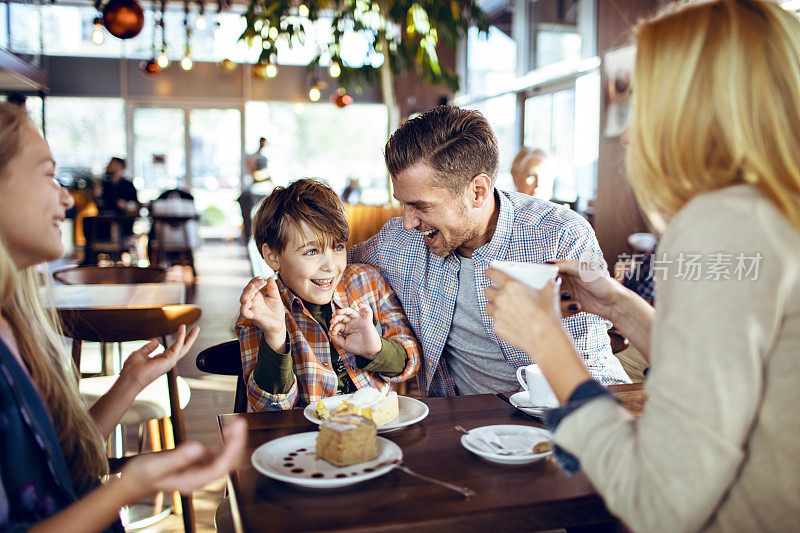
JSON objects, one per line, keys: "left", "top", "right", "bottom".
{"left": 196, "top": 340, "right": 247, "bottom": 413}
{"left": 344, "top": 204, "right": 403, "bottom": 247}
{"left": 53, "top": 265, "right": 167, "bottom": 285}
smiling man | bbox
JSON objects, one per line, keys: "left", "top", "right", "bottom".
{"left": 349, "top": 106, "right": 630, "bottom": 396}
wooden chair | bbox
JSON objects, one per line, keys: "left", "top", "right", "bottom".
{"left": 59, "top": 305, "right": 200, "bottom": 533}
{"left": 196, "top": 340, "right": 247, "bottom": 414}
{"left": 344, "top": 204, "right": 403, "bottom": 248}
{"left": 53, "top": 265, "right": 166, "bottom": 285}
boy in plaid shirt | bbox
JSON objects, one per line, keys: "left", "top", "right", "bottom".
{"left": 236, "top": 179, "right": 420, "bottom": 410}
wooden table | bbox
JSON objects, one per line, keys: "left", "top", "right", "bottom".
{"left": 48, "top": 282, "right": 185, "bottom": 309}
{"left": 220, "top": 384, "right": 646, "bottom": 532}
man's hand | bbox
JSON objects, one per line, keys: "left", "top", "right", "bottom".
{"left": 329, "top": 304, "right": 382, "bottom": 359}
{"left": 119, "top": 324, "right": 200, "bottom": 393}
{"left": 239, "top": 276, "right": 287, "bottom": 352}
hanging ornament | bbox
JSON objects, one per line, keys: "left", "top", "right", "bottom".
{"left": 219, "top": 58, "right": 236, "bottom": 71}
{"left": 331, "top": 88, "right": 353, "bottom": 108}
{"left": 141, "top": 3, "right": 162, "bottom": 77}
{"left": 252, "top": 62, "right": 268, "bottom": 79}
{"left": 140, "top": 59, "right": 161, "bottom": 76}
{"left": 102, "top": 0, "right": 145, "bottom": 39}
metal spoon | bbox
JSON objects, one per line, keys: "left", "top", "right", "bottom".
{"left": 383, "top": 459, "right": 475, "bottom": 499}
{"left": 454, "top": 425, "right": 514, "bottom": 455}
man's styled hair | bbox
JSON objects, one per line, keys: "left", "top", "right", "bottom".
{"left": 252, "top": 178, "right": 350, "bottom": 254}
{"left": 384, "top": 106, "right": 499, "bottom": 196}
{"left": 110, "top": 156, "right": 126, "bottom": 169}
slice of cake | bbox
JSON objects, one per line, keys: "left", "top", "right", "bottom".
{"left": 316, "top": 413, "right": 378, "bottom": 467}
{"left": 339, "top": 387, "right": 400, "bottom": 427}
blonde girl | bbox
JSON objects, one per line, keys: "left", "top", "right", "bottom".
{"left": 0, "top": 101, "right": 244, "bottom": 532}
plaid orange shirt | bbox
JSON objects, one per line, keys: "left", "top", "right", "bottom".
{"left": 236, "top": 263, "right": 421, "bottom": 410}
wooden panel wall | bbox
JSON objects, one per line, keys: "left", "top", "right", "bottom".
{"left": 593, "top": 0, "right": 664, "bottom": 269}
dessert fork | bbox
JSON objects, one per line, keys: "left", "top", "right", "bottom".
{"left": 383, "top": 460, "right": 475, "bottom": 498}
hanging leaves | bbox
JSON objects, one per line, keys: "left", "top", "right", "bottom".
{"left": 240, "top": 0, "right": 488, "bottom": 93}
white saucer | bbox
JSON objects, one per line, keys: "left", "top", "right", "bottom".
{"left": 251, "top": 432, "right": 402, "bottom": 489}
{"left": 460, "top": 425, "right": 553, "bottom": 465}
{"left": 508, "top": 391, "right": 553, "bottom": 417}
{"left": 304, "top": 394, "right": 429, "bottom": 434}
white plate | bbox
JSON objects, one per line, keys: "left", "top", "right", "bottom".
{"left": 251, "top": 432, "right": 402, "bottom": 489}
{"left": 509, "top": 391, "right": 550, "bottom": 417}
{"left": 303, "top": 394, "right": 429, "bottom": 434}
{"left": 460, "top": 424, "right": 553, "bottom": 465}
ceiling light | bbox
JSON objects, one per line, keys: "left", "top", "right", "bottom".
{"left": 265, "top": 62, "right": 278, "bottom": 78}
{"left": 157, "top": 50, "right": 169, "bottom": 68}
{"left": 196, "top": 14, "right": 207, "bottom": 30}
{"left": 92, "top": 17, "right": 105, "bottom": 45}
{"left": 181, "top": 54, "right": 193, "bottom": 70}
{"left": 329, "top": 61, "right": 341, "bottom": 78}
{"left": 298, "top": 4, "right": 309, "bottom": 17}
{"left": 308, "top": 86, "right": 321, "bottom": 101}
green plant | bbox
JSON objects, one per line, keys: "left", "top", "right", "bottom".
{"left": 240, "top": 1, "right": 488, "bottom": 99}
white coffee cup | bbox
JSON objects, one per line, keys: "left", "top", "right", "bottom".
{"left": 516, "top": 364, "right": 559, "bottom": 408}
{"left": 489, "top": 261, "right": 559, "bottom": 290}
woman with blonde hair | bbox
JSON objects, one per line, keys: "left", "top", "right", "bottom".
{"left": 0, "top": 101, "right": 244, "bottom": 531}
{"left": 486, "top": 1, "right": 800, "bottom": 531}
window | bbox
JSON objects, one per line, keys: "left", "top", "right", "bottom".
{"left": 523, "top": 71, "right": 599, "bottom": 208}
{"left": 464, "top": 94, "right": 517, "bottom": 193}
{"left": 467, "top": 26, "right": 516, "bottom": 99}
{"left": 244, "top": 101, "right": 389, "bottom": 203}
{"left": 0, "top": 3, "right": 9, "bottom": 49}
{"left": 44, "top": 97, "right": 126, "bottom": 184}
{"left": 132, "top": 107, "right": 185, "bottom": 200}
{"left": 9, "top": 2, "right": 42, "bottom": 55}
{"left": 530, "top": 0, "right": 583, "bottom": 71}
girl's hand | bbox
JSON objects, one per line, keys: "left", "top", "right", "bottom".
{"left": 554, "top": 260, "right": 624, "bottom": 322}
{"left": 485, "top": 268, "right": 563, "bottom": 354}
{"left": 329, "top": 304, "right": 382, "bottom": 359}
{"left": 119, "top": 324, "right": 200, "bottom": 392}
{"left": 119, "top": 419, "right": 246, "bottom": 501}
{"left": 239, "top": 276, "right": 286, "bottom": 351}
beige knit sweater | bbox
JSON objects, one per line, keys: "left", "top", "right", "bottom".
{"left": 555, "top": 185, "right": 800, "bottom": 532}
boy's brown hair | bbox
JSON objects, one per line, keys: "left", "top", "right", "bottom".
{"left": 252, "top": 178, "right": 350, "bottom": 254}
{"left": 384, "top": 105, "right": 499, "bottom": 196}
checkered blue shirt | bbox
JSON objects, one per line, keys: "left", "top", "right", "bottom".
{"left": 349, "top": 190, "right": 631, "bottom": 396}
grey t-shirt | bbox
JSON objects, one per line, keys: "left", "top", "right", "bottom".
{"left": 443, "top": 253, "right": 519, "bottom": 395}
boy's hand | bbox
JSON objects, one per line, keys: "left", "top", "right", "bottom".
{"left": 239, "top": 276, "right": 287, "bottom": 352}
{"left": 329, "top": 304, "right": 382, "bottom": 359}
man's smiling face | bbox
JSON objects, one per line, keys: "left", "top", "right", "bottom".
{"left": 392, "top": 163, "right": 482, "bottom": 257}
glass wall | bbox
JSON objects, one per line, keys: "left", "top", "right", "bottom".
{"left": 189, "top": 108, "right": 242, "bottom": 239}
{"left": 45, "top": 97, "right": 126, "bottom": 183}
{"left": 132, "top": 107, "right": 185, "bottom": 199}
{"left": 244, "top": 101, "right": 389, "bottom": 203}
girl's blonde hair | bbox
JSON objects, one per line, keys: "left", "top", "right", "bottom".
{"left": 0, "top": 102, "right": 108, "bottom": 496}
{"left": 627, "top": 0, "right": 800, "bottom": 232}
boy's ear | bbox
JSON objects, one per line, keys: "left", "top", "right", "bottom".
{"left": 261, "top": 243, "right": 281, "bottom": 272}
